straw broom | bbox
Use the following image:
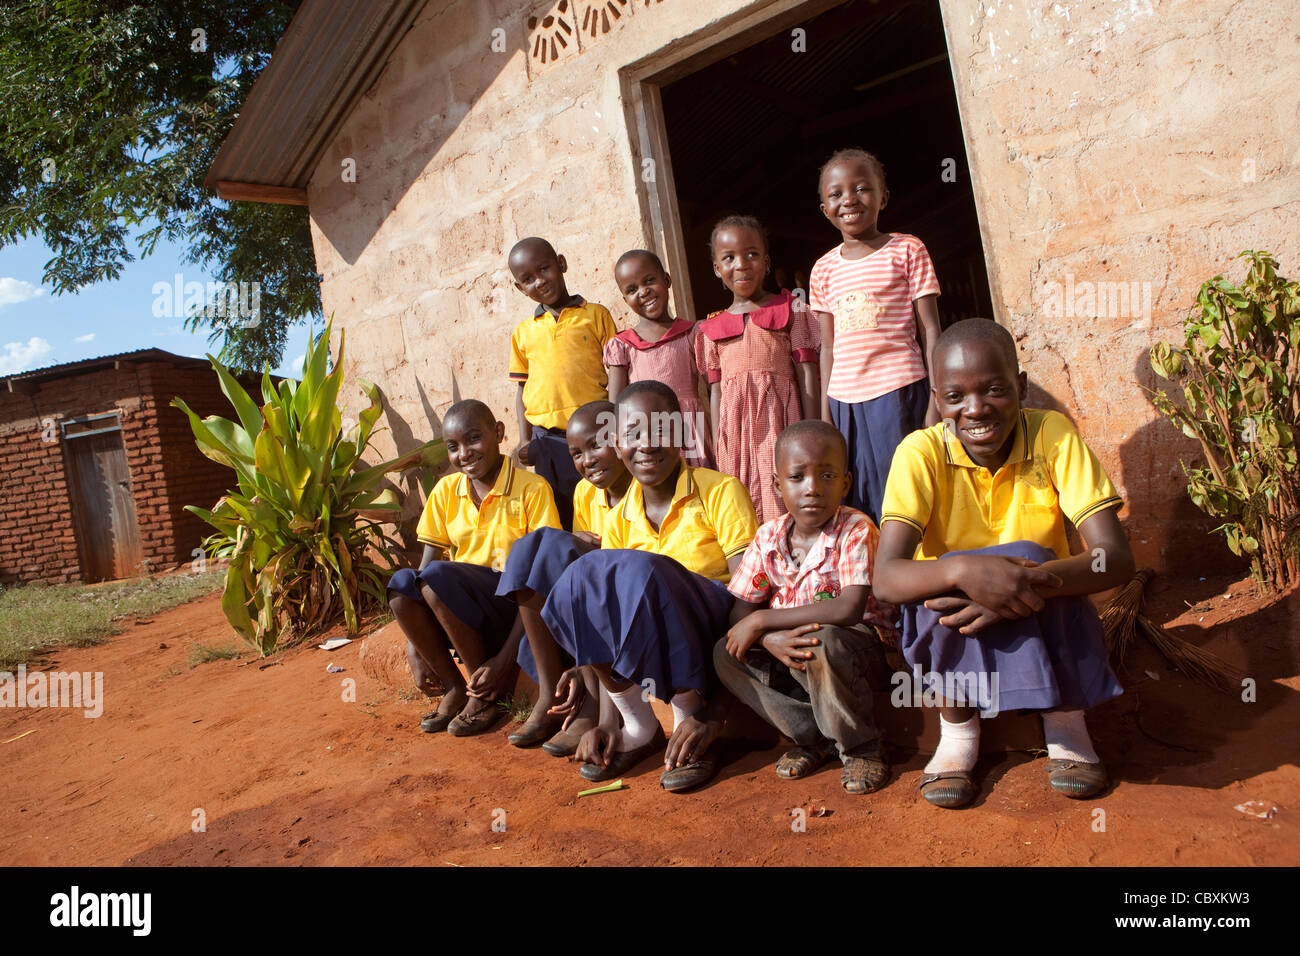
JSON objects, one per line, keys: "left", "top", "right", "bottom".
{"left": 1100, "top": 568, "right": 1243, "bottom": 694}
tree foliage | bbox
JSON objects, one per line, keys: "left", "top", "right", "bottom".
{"left": 0, "top": 0, "right": 318, "bottom": 370}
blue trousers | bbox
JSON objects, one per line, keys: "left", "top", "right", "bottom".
{"left": 530, "top": 424, "right": 579, "bottom": 531}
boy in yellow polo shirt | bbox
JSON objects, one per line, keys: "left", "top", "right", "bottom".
{"left": 508, "top": 236, "right": 618, "bottom": 531}
{"left": 387, "top": 399, "right": 560, "bottom": 737}
{"left": 541, "top": 381, "right": 759, "bottom": 793}
{"left": 872, "top": 319, "right": 1135, "bottom": 809}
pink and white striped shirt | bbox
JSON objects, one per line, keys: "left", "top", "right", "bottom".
{"left": 809, "top": 233, "right": 940, "bottom": 404}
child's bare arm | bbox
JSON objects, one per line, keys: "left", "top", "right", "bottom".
{"left": 872, "top": 520, "right": 1061, "bottom": 615}
{"left": 1035, "top": 508, "right": 1135, "bottom": 597}
{"left": 815, "top": 309, "right": 834, "bottom": 422}
{"left": 796, "top": 360, "right": 819, "bottom": 421}
{"left": 726, "top": 586, "right": 870, "bottom": 659}
{"left": 416, "top": 545, "right": 443, "bottom": 572}
{"left": 513, "top": 383, "right": 534, "bottom": 466}
{"left": 709, "top": 382, "right": 722, "bottom": 449}
{"left": 914, "top": 295, "right": 942, "bottom": 426}
{"left": 606, "top": 365, "right": 628, "bottom": 403}
{"left": 730, "top": 596, "right": 764, "bottom": 627}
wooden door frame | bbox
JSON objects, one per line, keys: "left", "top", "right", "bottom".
{"left": 616, "top": 0, "right": 1003, "bottom": 323}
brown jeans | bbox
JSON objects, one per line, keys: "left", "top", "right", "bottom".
{"left": 713, "top": 625, "right": 886, "bottom": 759}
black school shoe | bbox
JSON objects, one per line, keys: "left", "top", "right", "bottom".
{"left": 578, "top": 726, "right": 666, "bottom": 782}
{"left": 420, "top": 711, "right": 455, "bottom": 733}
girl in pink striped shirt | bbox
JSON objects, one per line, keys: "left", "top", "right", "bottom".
{"left": 810, "top": 149, "right": 942, "bottom": 524}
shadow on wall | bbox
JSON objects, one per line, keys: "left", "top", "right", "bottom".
{"left": 310, "top": 3, "right": 525, "bottom": 266}
{"left": 373, "top": 378, "right": 451, "bottom": 560}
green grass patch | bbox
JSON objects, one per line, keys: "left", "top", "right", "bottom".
{"left": 187, "top": 642, "right": 242, "bottom": 668}
{"left": 498, "top": 692, "right": 533, "bottom": 723}
{"left": 0, "top": 570, "right": 224, "bottom": 671}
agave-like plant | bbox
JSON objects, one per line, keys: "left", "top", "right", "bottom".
{"left": 172, "top": 320, "right": 445, "bottom": 654}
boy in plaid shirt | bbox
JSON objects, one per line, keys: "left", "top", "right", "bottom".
{"left": 714, "top": 419, "right": 893, "bottom": 795}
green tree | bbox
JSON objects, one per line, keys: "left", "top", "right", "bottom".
{"left": 0, "top": 0, "right": 317, "bottom": 371}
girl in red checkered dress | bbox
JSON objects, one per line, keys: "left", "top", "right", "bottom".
{"left": 695, "top": 215, "right": 820, "bottom": 522}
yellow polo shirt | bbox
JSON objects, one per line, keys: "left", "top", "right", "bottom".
{"left": 603, "top": 466, "right": 758, "bottom": 581}
{"left": 416, "top": 457, "right": 561, "bottom": 570}
{"left": 880, "top": 409, "right": 1123, "bottom": 560}
{"left": 572, "top": 478, "right": 616, "bottom": 537}
{"left": 508, "top": 296, "right": 617, "bottom": 430}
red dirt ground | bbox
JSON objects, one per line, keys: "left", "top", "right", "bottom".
{"left": 1, "top": 571, "right": 1297, "bottom": 866}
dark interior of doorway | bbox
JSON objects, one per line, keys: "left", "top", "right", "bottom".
{"left": 660, "top": 0, "right": 994, "bottom": 324}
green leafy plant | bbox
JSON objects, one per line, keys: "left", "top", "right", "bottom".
{"left": 173, "top": 320, "right": 446, "bottom": 653}
{"left": 1149, "top": 251, "right": 1300, "bottom": 591}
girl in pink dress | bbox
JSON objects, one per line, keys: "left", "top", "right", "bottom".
{"left": 605, "top": 249, "right": 715, "bottom": 468}
{"left": 695, "top": 216, "right": 820, "bottom": 522}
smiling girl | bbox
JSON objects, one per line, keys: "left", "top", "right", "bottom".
{"left": 810, "top": 149, "right": 942, "bottom": 525}
{"left": 695, "top": 215, "right": 820, "bottom": 522}
{"left": 540, "top": 381, "right": 758, "bottom": 792}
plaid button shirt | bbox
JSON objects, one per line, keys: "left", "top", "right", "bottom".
{"left": 727, "top": 506, "right": 895, "bottom": 629}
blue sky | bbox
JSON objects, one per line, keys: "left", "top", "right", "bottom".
{"left": 0, "top": 232, "right": 312, "bottom": 379}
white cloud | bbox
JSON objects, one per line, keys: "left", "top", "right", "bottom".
{"left": 72, "top": 332, "right": 96, "bottom": 344}
{"left": 0, "top": 337, "right": 54, "bottom": 375}
{"left": 0, "top": 277, "right": 46, "bottom": 309}
{"left": 289, "top": 354, "right": 306, "bottom": 372}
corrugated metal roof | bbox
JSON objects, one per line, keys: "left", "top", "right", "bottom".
{"left": 205, "top": 0, "right": 434, "bottom": 197}
{"left": 4, "top": 348, "right": 273, "bottom": 390}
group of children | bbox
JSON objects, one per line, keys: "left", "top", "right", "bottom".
{"left": 387, "top": 149, "right": 1134, "bottom": 808}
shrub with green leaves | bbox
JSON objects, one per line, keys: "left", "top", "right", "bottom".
{"left": 1149, "top": 251, "right": 1300, "bottom": 591}
{"left": 172, "top": 320, "right": 445, "bottom": 653}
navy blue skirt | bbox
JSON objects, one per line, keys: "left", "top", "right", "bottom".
{"left": 898, "top": 541, "right": 1123, "bottom": 715}
{"left": 387, "top": 561, "right": 516, "bottom": 651}
{"left": 496, "top": 527, "right": 597, "bottom": 680}
{"left": 540, "top": 549, "right": 733, "bottom": 698}
{"left": 830, "top": 378, "right": 931, "bottom": 524}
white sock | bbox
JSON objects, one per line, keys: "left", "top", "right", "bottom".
{"left": 670, "top": 692, "right": 697, "bottom": 729}
{"left": 608, "top": 685, "right": 658, "bottom": 751}
{"left": 924, "top": 714, "right": 980, "bottom": 774}
{"left": 1042, "top": 709, "right": 1100, "bottom": 763}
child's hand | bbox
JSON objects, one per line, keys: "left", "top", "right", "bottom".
{"left": 725, "top": 613, "right": 770, "bottom": 659}
{"left": 760, "top": 623, "right": 822, "bottom": 671}
{"left": 923, "top": 595, "right": 1002, "bottom": 634}
{"left": 665, "top": 714, "right": 721, "bottom": 770}
{"left": 466, "top": 652, "right": 516, "bottom": 700}
{"left": 573, "top": 530, "right": 601, "bottom": 548}
{"left": 547, "top": 666, "right": 587, "bottom": 728}
{"left": 573, "top": 726, "right": 617, "bottom": 768}
{"left": 954, "top": 554, "right": 1062, "bottom": 621}
{"left": 513, "top": 440, "right": 534, "bottom": 467}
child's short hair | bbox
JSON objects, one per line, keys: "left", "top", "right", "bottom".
{"left": 934, "top": 318, "right": 1019, "bottom": 372}
{"left": 508, "top": 236, "right": 558, "bottom": 263}
{"left": 614, "top": 249, "right": 666, "bottom": 273}
{"left": 616, "top": 379, "right": 681, "bottom": 415}
{"left": 775, "top": 419, "right": 848, "bottom": 469}
{"left": 708, "top": 214, "right": 768, "bottom": 257}
{"left": 570, "top": 399, "right": 615, "bottom": 427}
{"left": 818, "top": 148, "right": 887, "bottom": 196}
{"left": 444, "top": 399, "right": 496, "bottom": 433}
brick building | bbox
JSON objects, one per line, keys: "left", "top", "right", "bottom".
{"left": 206, "top": 0, "right": 1298, "bottom": 572}
{"left": 0, "top": 350, "right": 254, "bottom": 584}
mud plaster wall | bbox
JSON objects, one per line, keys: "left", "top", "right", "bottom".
{"left": 306, "top": 0, "right": 1300, "bottom": 571}
{"left": 939, "top": 0, "right": 1300, "bottom": 570}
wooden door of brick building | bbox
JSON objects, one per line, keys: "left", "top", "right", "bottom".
{"left": 66, "top": 424, "right": 143, "bottom": 581}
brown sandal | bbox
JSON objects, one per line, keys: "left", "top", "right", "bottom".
{"left": 841, "top": 755, "right": 889, "bottom": 794}
{"left": 446, "top": 704, "right": 506, "bottom": 737}
{"left": 776, "top": 740, "right": 837, "bottom": 779}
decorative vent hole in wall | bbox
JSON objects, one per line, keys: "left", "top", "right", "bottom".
{"left": 582, "top": 0, "right": 631, "bottom": 39}
{"left": 528, "top": 0, "right": 580, "bottom": 69}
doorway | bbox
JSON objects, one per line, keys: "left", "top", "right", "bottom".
{"left": 631, "top": 0, "right": 993, "bottom": 325}
{"left": 65, "top": 415, "right": 144, "bottom": 582}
